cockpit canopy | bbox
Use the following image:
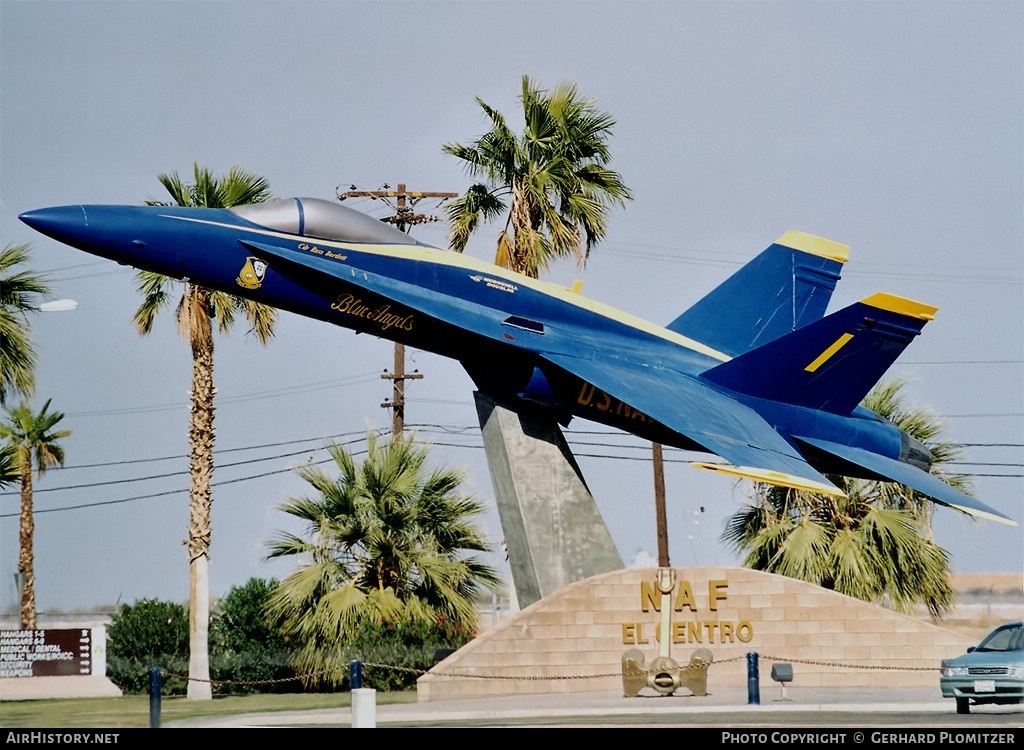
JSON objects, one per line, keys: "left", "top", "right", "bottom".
{"left": 229, "top": 197, "right": 420, "bottom": 246}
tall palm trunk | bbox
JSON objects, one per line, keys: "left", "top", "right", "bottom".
{"left": 131, "top": 165, "right": 276, "bottom": 700}
{"left": 509, "top": 183, "right": 535, "bottom": 277}
{"left": 17, "top": 467, "right": 35, "bottom": 630}
{"left": 186, "top": 294, "right": 216, "bottom": 700}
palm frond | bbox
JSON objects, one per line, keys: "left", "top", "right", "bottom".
{"left": 0, "top": 444, "right": 18, "bottom": 487}
{"left": 772, "top": 515, "right": 831, "bottom": 583}
{"left": 0, "top": 243, "right": 52, "bottom": 403}
{"left": 265, "top": 431, "right": 499, "bottom": 647}
{"left": 0, "top": 311, "right": 38, "bottom": 403}
{"left": 444, "top": 185, "right": 506, "bottom": 253}
{"left": 0, "top": 398, "right": 70, "bottom": 478}
{"left": 0, "top": 243, "right": 51, "bottom": 304}
{"left": 132, "top": 271, "right": 177, "bottom": 335}
{"left": 442, "top": 76, "right": 631, "bottom": 277}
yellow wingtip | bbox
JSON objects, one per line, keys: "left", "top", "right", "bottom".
{"left": 691, "top": 462, "right": 846, "bottom": 497}
{"left": 949, "top": 503, "right": 1019, "bottom": 527}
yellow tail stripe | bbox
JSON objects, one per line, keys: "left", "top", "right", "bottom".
{"left": 805, "top": 333, "right": 854, "bottom": 373}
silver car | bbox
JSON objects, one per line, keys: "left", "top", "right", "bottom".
{"left": 940, "top": 620, "right": 1024, "bottom": 713}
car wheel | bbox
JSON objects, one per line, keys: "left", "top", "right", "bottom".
{"left": 956, "top": 697, "right": 970, "bottom": 714}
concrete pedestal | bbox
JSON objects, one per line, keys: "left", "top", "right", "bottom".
{"left": 474, "top": 392, "right": 623, "bottom": 608}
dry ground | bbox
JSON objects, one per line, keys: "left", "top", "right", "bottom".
{"left": 951, "top": 572, "right": 1023, "bottom": 596}
{"left": 936, "top": 572, "right": 1024, "bottom": 640}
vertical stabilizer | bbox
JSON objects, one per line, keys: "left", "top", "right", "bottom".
{"left": 701, "top": 293, "right": 937, "bottom": 415}
{"left": 667, "top": 231, "right": 848, "bottom": 357}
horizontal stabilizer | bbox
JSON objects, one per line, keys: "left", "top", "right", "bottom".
{"left": 702, "top": 293, "right": 937, "bottom": 415}
{"left": 541, "top": 351, "right": 842, "bottom": 493}
{"left": 794, "top": 435, "right": 1017, "bottom": 526}
{"left": 667, "top": 231, "right": 847, "bottom": 357}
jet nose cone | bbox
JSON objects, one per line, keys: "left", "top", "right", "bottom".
{"left": 19, "top": 205, "right": 89, "bottom": 242}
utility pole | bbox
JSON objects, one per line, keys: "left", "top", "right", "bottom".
{"left": 652, "top": 442, "right": 670, "bottom": 567}
{"left": 337, "top": 183, "right": 457, "bottom": 440}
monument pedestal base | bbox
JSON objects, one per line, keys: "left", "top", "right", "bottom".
{"left": 474, "top": 391, "right": 623, "bottom": 608}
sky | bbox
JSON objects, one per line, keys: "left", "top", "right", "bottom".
{"left": 1, "top": 0, "right": 1021, "bottom": 614}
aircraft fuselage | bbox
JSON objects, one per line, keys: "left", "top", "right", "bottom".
{"left": 19, "top": 202, "right": 905, "bottom": 460}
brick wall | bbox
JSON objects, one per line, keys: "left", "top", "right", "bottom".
{"left": 417, "top": 566, "right": 979, "bottom": 701}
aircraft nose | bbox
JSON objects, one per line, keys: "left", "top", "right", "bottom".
{"left": 19, "top": 205, "right": 89, "bottom": 243}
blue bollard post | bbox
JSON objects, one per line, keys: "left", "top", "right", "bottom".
{"left": 349, "top": 659, "right": 362, "bottom": 690}
{"left": 746, "top": 652, "right": 760, "bottom": 705}
{"left": 148, "top": 666, "right": 162, "bottom": 728}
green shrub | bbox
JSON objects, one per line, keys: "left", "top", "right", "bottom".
{"left": 104, "top": 582, "right": 472, "bottom": 695}
{"left": 343, "top": 615, "right": 475, "bottom": 692}
{"left": 106, "top": 598, "right": 189, "bottom": 695}
{"left": 106, "top": 581, "right": 299, "bottom": 696}
{"left": 209, "top": 577, "right": 297, "bottom": 694}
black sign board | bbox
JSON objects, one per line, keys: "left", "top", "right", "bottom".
{"left": 0, "top": 629, "right": 92, "bottom": 678}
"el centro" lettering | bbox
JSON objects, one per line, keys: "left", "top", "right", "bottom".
{"left": 622, "top": 578, "right": 754, "bottom": 645}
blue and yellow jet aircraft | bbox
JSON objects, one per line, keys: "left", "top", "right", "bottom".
{"left": 20, "top": 196, "right": 1015, "bottom": 526}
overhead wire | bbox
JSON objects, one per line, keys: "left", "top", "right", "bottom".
{"left": 2, "top": 424, "right": 1020, "bottom": 517}
{"left": 64, "top": 373, "right": 383, "bottom": 419}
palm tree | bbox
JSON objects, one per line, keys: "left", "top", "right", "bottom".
{"left": 443, "top": 76, "right": 655, "bottom": 574}
{"left": 721, "top": 377, "right": 962, "bottom": 619}
{"left": 134, "top": 162, "right": 277, "bottom": 700}
{"left": 443, "top": 74, "right": 633, "bottom": 278}
{"left": 0, "top": 399, "right": 70, "bottom": 629}
{"left": 0, "top": 242, "right": 52, "bottom": 404}
{"left": 265, "top": 430, "right": 501, "bottom": 683}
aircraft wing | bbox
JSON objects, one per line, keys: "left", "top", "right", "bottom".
{"left": 794, "top": 436, "right": 1017, "bottom": 526}
{"left": 540, "top": 351, "right": 845, "bottom": 497}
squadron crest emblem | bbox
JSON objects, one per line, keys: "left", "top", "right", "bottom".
{"left": 236, "top": 256, "right": 268, "bottom": 290}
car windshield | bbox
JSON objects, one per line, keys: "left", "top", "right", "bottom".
{"left": 975, "top": 623, "right": 1024, "bottom": 652}
{"left": 229, "top": 197, "right": 419, "bottom": 246}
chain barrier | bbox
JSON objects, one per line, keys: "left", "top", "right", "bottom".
{"left": 757, "top": 653, "right": 941, "bottom": 673}
{"left": 154, "top": 650, "right": 938, "bottom": 689}
{"left": 160, "top": 664, "right": 349, "bottom": 686}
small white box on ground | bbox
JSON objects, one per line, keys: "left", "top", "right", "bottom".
{"left": 352, "top": 687, "right": 377, "bottom": 728}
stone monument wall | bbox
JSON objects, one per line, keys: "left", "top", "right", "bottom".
{"left": 417, "top": 566, "right": 977, "bottom": 702}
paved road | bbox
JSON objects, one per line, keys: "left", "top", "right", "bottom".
{"left": 164, "top": 686, "right": 1024, "bottom": 729}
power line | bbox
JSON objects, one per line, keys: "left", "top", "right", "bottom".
{"left": 3, "top": 446, "right": 328, "bottom": 495}
{"left": 5, "top": 430, "right": 1019, "bottom": 517}
{"left": 5, "top": 423, "right": 1018, "bottom": 493}
{"left": 3, "top": 454, "right": 358, "bottom": 517}
{"left": 961, "top": 443, "right": 1024, "bottom": 448}
{"left": 36, "top": 431, "right": 368, "bottom": 470}
{"left": 64, "top": 373, "right": 382, "bottom": 419}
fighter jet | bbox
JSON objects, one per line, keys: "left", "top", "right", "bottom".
{"left": 19, "top": 196, "right": 1015, "bottom": 526}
